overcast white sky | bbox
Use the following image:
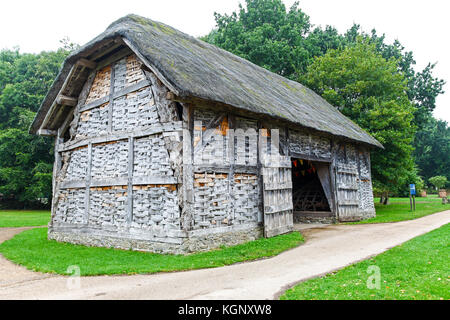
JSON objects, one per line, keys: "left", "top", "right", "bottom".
{"left": 1, "top": 0, "right": 449, "bottom": 122}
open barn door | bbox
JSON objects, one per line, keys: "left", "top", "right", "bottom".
{"left": 335, "top": 164, "right": 360, "bottom": 221}
{"left": 262, "top": 155, "right": 294, "bottom": 237}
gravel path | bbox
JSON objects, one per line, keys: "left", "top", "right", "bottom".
{"left": 0, "top": 210, "right": 448, "bottom": 300}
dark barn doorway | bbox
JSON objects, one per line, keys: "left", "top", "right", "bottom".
{"left": 291, "top": 158, "right": 334, "bottom": 223}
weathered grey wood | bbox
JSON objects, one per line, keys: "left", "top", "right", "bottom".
{"left": 145, "top": 71, "right": 179, "bottom": 123}
{"left": 67, "top": 71, "right": 97, "bottom": 141}
{"left": 79, "top": 96, "right": 110, "bottom": 113}
{"left": 127, "top": 137, "right": 134, "bottom": 226}
{"left": 263, "top": 181, "right": 293, "bottom": 191}
{"left": 108, "top": 62, "right": 116, "bottom": 133}
{"left": 289, "top": 151, "right": 332, "bottom": 163}
{"left": 262, "top": 154, "right": 293, "bottom": 238}
{"left": 112, "top": 80, "right": 151, "bottom": 99}
{"left": 284, "top": 126, "right": 289, "bottom": 156}
{"left": 77, "top": 58, "right": 97, "bottom": 70}
{"left": 227, "top": 115, "right": 235, "bottom": 220}
{"left": 50, "top": 104, "right": 71, "bottom": 131}
{"left": 338, "top": 200, "right": 360, "bottom": 206}
{"left": 56, "top": 95, "right": 78, "bottom": 106}
{"left": 50, "top": 136, "right": 63, "bottom": 226}
{"left": 85, "top": 143, "right": 93, "bottom": 223}
{"left": 37, "top": 129, "right": 57, "bottom": 136}
{"left": 182, "top": 103, "right": 194, "bottom": 231}
{"left": 330, "top": 140, "right": 340, "bottom": 220}
{"left": 60, "top": 180, "right": 87, "bottom": 189}
{"left": 335, "top": 143, "right": 360, "bottom": 221}
{"left": 88, "top": 39, "right": 124, "bottom": 62}
{"left": 264, "top": 224, "right": 292, "bottom": 238}
{"left": 58, "top": 121, "right": 182, "bottom": 152}
{"left": 39, "top": 63, "right": 79, "bottom": 132}
{"left": 95, "top": 46, "right": 132, "bottom": 71}
{"left": 194, "top": 165, "right": 258, "bottom": 174}
{"left": 132, "top": 175, "right": 178, "bottom": 185}
{"left": 60, "top": 176, "right": 178, "bottom": 189}
{"left": 257, "top": 121, "right": 264, "bottom": 223}
{"left": 337, "top": 183, "right": 359, "bottom": 190}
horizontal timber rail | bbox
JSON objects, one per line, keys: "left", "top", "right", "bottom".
{"left": 289, "top": 151, "right": 332, "bottom": 163}
{"left": 193, "top": 165, "right": 258, "bottom": 174}
{"left": 58, "top": 121, "right": 182, "bottom": 152}
{"left": 60, "top": 175, "right": 179, "bottom": 190}
{"left": 79, "top": 80, "right": 151, "bottom": 113}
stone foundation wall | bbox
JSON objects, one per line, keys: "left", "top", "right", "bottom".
{"left": 293, "top": 213, "right": 336, "bottom": 224}
{"left": 48, "top": 224, "right": 263, "bottom": 255}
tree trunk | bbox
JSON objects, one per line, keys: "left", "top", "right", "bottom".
{"left": 382, "top": 192, "right": 389, "bottom": 205}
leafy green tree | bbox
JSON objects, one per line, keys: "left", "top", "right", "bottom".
{"left": 203, "top": 0, "right": 313, "bottom": 79}
{"left": 0, "top": 47, "right": 69, "bottom": 208}
{"left": 301, "top": 40, "right": 417, "bottom": 200}
{"left": 428, "top": 176, "right": 448, "bottom": 190}
{"left": 341, "top": 25, "right": 445, "bottom": 130}
{"left": 413, "top": 116, "right": 450, "bottom": 182}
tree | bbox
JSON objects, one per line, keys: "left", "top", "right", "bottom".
{"left": 301, "top": 40, "right": 417, "bottom": 201}
{"left": 0, "top": 46, "right": 70, "bottom": 208}
{"left": 202, "top": 0, "right": 313, "bottom": 79}
{"left": 342, "top": 25, "right": 446, "bottom": 130}
{"left": 428, "top": 176, "right": 448, "bottom": 190}
{"left": 413, "top": 116, "right": 450, "bottom": 181}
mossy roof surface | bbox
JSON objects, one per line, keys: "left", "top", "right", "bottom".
{"left": 31, "top": 14, "right": 382, "bottom": 148}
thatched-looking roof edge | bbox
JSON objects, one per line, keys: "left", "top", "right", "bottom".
{"left": 30, "top": 14, "right": 383, "bottom": 150}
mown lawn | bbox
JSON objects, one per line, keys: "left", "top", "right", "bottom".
{"left": 0, "top": 210, "right": 51, "bottom": 227}
{"left": 0, "top": 227, "right": 303, "bottom": 276}
{"left": 349, "top": 195, "right": 448, "bottom": 224}
{"left": 280, "top": 223, "right": 449, "bottom": 300}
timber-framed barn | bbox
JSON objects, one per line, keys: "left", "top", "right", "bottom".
{"left": 30, "top": 14, "right": 382, "bottom": 253}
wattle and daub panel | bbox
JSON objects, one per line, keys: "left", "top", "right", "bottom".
{"left": 192, "top": 109, "right": 260, "bottom": 230}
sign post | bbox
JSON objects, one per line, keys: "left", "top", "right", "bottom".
{"left": 409, "top": 184, "right": 416, "bottom": 211}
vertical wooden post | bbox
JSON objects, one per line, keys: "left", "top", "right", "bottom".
{"left": 330, "top": 139, "right": 340, "bottom": 221}
{"left": 85, "top": 142, "right": 93, "bottom": 224}
{"left": 182, "top": 103, "right": 194, "bottom": 231}
{"left": 108, "top": 63, "right": 116, "bottom": 133}
{"left": 50, "top": 136, "right": 63, "bottom": 226}
{"left": 127, "top": 136, "right": 135, "bottom": 227}
{"left": 284, "top": 127, "right": 290, "bottom": 157}
{"left": 228, "top": 115, "right": 235, "bottom": 221}
{"left": 257, "top": 121, "right": 264, "bottom": 224}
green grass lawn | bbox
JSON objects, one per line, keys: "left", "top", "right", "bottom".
{"left": 280, "top": 223, "right": 450, "bottom": 300}
{"left": 0, "top": 210, "right": 51, "bottom": 227}
{"left": 348, "top": 195, "right": 448, "bottom": 224}
{"left": 0, "top": 227, "right": 303, "bottom": 276}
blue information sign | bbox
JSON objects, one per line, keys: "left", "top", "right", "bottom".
{"left": 410, "top": 184, "right": 416, "bottom": 195}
